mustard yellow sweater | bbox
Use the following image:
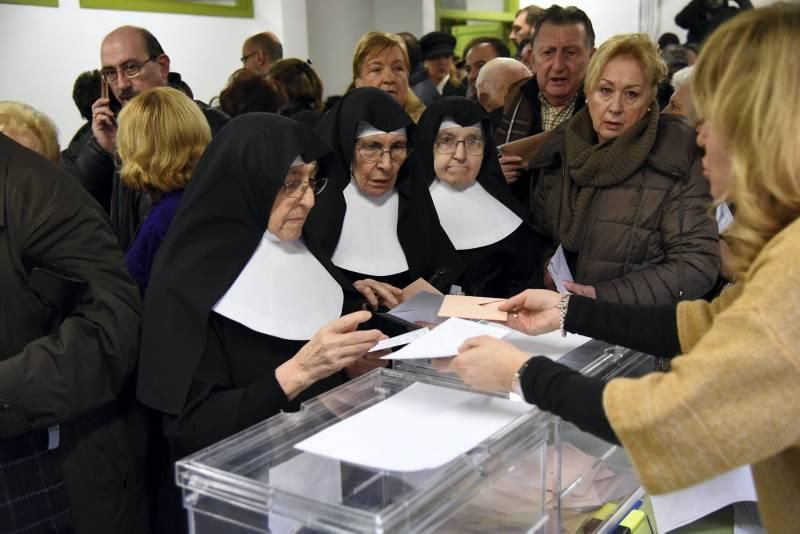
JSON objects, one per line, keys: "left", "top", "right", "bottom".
{"left": 603, "top": 218, "right": 800, "bottom": 533}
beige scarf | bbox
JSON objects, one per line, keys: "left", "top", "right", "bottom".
{"left": 558, "top": 105, "right": 660, "bottom": 251}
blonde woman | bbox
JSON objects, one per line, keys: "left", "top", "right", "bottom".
{"left": 436, "top": 4, "right": 800, "bottom": 530}
{"left": 116, "top": 86, "right": 210, "bottom": 292}
{"left": 350, "top": 31, "right": 425, "bottom": 122}
{"left": 0, "top": 101, "right": 59, "bottom": 163}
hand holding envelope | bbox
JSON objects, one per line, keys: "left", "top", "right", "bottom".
{"left": 438, "top": 295, "right": 508, "bottom": 322}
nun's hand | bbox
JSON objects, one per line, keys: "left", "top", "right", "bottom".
{"left": 497, "top": 289, "right": 561, "bottom": 335}
{"left": 276, "top": 311, "right": 382, "bottom": 400}
{"left": 432, "top": 336, "right": 530, "bottom": 392}
{"left": 345, "top": 349, "right": 390, "bottom": 379}
{"left": 354, "top": 279, "right": 403, "bottom": 309}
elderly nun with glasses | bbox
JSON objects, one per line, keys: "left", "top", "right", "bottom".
{"left": 137, "top": 114, "right": 384, "bottom": 465}
{"left": 306, "top": 87, "right": 463, "bottom": 309}
{"left": 414, "top": 97, "right": 543, "bottom": 297}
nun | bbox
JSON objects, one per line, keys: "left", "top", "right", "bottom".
{"left": 415, "top": 97, "right": 542, "bottom": 297}
{"left": 306, "top": 87, "right": 463, "bottom": 308}
{"left": 136, "top": 114, "right": 383, "bottom": 461}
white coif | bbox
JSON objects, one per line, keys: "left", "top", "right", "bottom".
{"left": 429, "top": 179, "right": 522, "bottom": 250}
{"left": 213, "top": 231, "right": 344, "bottom": 340}
{"left": 331, "top": 179, "right": 409, "bottom": 276}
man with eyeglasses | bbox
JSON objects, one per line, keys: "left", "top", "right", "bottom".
{"left": 240, "top": 31, "right": 283, "bottom": 75}
{"left": 64, "top": 25, "right": 227, "bottom": 251}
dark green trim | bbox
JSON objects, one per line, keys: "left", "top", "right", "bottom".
{"left": 79, "top": 0, "right": 253, "bottom": 18}
{"left": 0, "top": 0, "right": 58, "bottom": 7}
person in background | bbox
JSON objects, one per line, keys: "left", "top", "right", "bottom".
{"left": 676, "top": 0, "right": 753, "bottom": 45}
{"left": 657, "top": 44, "right": 690, "bottom": 109}
{"left": 663, "top": 65, "right": 694, "bottom": 117}
{"left": 463, "top": 36, "right": 510, "bottom": 102}
{"left": 412, "top": 31, "right": 467, "bottom": 106}
{"left": 350, "top": 31, "right": 426, "bottom": 122}
{"left": 74, "top": 25, "right": 227, "bottom": 246}
{"left": 415, "top": 97, "right": 542, "bottom": 297}
{"left": 61, "top": 70, "right": 105, "bottom": 172}
{"left": 0, "top": 132, "right": 146, "bottom": 533}
{"left": 436, "top": 6, "right": 800, "bottom": 531}
{"left": 0, "top": 101, "right": 60, "bottom": 164}
{"left": 240, "top": 31, "right": 283, "bottom": 75}
{"left": 116, "top": 87, "right": 211, "bottom": 294}
{"left": 517, "top": 36, "right": 535, "bottom": 72}
{"left": 219, "top": 68, "right": 287, "bottom": 117}
{"left": 267, "top": 58, "right": 324, "bottom": 117}
{"left": 398, "top": 31, "right": 426, "bottom": 88}
{"left": 529, "top": 33, "right": 719, "bottom": 303}
{"left": 475, "top": 57, "right": 532, "bottom": 132}
{"left": 495, "top": 5, "right": 595, "bottom": 208}
{"left": 307, "top": 87, "right": 462, "bottom": 304}
{"left": 657, "top": 31, "right": 681, "bottom": 50}
{"left": 510, "top": 5, "right": 545, "bottom": 48}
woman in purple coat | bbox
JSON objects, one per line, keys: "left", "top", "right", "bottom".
{"left": 116, "top": 86, "right": 211, "bottom": 293}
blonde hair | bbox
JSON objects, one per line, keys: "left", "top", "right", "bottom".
{"left": 117, "top": 87, "right": 210, "bottom": 194}
{"left": 0, "top": 101, "right": 60, "bottom": 163}
{"left": 584, "top": 33, "right": 667, "bottom": 101}
{"left": 351, "top": 32, "right": 426, "bottom": 122}
{"left": 692, "top": 3, "right": 800, "bottom": 280}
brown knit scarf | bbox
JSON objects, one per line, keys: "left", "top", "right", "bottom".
{"left": 558, "top": 105, "right": 660, "bottom": 251}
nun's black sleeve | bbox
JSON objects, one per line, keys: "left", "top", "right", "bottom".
{"left": 504, "top": 224, "right": 545, "bottom": 295}
{"left": 163, "top": 318, "right": 291, "bottom": 459}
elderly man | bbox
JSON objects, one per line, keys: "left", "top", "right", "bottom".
{"left": 463, "top": 36, "right": 510, "bottom": 103}
{"left": 510, "top": 5, "right": 545, "bottom": 46}
{"left": 476, "top": 57, "right": 532, "bottom": 132}
{"left": 495, "top": 5, "right": 595, "bottom": 207}
{"left": 0, "top": 132, "right": 145, "bottom": 532}
{"left": 663, "top": 65, "right": 694, "bottom": 117}
{"left": 240, "top": 31, "right": 283, "bottom": 75}
{"left": 64, "top": 26, "right": 227, "bottom": 250}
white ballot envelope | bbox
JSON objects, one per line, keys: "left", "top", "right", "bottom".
{"left": 547, "top": 245, "right": 574, "bottom": 295}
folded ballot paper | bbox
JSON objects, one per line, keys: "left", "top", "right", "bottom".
{"left": 381, "top": 317, "right": 510, "bottom": 360}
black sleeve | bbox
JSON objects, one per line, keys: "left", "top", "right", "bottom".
{"left": 70, "top": 136, "right": 115, "bottom": 212}
{"left": 675, "top": 0, "right": 707, "bottom": 30}
{"left": 521, "top": 356, "right": 619, "bottom": 445}
{"left": 565, "top": 295, "right": 682, "bottom": 358}
{"left": 163, "top": 319, "right": 291, "bottom": 459}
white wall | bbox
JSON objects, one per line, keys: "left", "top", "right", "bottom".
{"left": 521, "top": 0, "right": 641, "bottom": 46}
{"left": 0, "top": 0, "right": 307, "bottom": 146}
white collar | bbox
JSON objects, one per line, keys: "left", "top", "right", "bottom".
{"left": 429, "top": 179, "right": 522, "bottom": 250}
{"left": 435, "top": 74, "right": 450, "bottom": 95}
{"left": 331, "top": 179, "right": 409, "bottom": 276}
{"left": 213, "top": 232, "right": 344, "bottom": 340}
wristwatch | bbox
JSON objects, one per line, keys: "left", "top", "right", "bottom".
{"left": 510, "top": 357, "right": 534, "bottom": 401}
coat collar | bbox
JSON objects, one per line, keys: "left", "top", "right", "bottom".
{"left": 0, "top": 135, "right": 10, "bottom": 228}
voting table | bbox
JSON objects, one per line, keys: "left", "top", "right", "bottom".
{"left": 176, "top": 336, "right": 654, "bottom": 533}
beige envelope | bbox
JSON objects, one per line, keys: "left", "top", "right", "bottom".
{"left": 437, "top": 295, "right": 508, "bottom": 322}
{"left": 497, "top": 131, "right": 551, "bottom": 167}
{"left": 402, "top": 277, "right": 443, "bottom": 301}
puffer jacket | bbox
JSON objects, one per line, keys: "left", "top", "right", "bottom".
{"left": 530, "top": 114, "right": 720, "bottom": 304}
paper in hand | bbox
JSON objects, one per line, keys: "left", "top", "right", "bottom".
{"left": 368, "top": 328, "right": 429, "bottom": 352}
{"left": 402, "top": 277, "right": 443, "bottom": 300}
{"left": 547, "top": 245, "right": 574, "bottom": 295}
{"left": 438, "top": 295, "right": 508, "bottom": 322}
{"left": 383, "top": 317, "right": 509, "bottom": 360}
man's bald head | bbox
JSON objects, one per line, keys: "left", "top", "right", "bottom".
{"left": 100, "top": 26, "right": 169, "bottom": 106}
{"left": 475, "top": 58, "right": 532, "bottom": 112}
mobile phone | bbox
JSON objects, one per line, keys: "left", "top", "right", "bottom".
{"left": 101, "top": 76, "right": 109, "bottom": 101}
{"left": 363, "top": 312, "right": 423, "bottom": 338}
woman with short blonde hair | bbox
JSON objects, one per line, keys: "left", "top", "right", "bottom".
{"left": 583, "top": 33, "right": 667, "bottom": 98}
{"left": 0, "top": 101, "right": 60, "bottom": 163}
{"left": 117, "top": 86, "right": 211, "bottom": 293}
{"left": 351, "top": 31, "right": 425, "bottom": 122}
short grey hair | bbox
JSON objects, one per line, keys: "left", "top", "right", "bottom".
{"left": 671, "top": 65, "right": 694, "bottom": 90}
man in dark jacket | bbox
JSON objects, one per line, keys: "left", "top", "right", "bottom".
{"left": 675, "top": 0, "right": 753, "bottom": 46}
{"left": 0, "top": 132, "right": 146, "bottom": 532}
{"left": 495, "top": 5, "right": 595, "bottom": 209}
{"left": 65, "top": 25, "right": 228, "bottom": 250}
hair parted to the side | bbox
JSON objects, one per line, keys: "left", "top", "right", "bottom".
{"left": 116, "top": 87, "right": 210, "bottom": 194}
{"left": 350, "top": 32, "right": 425, "bottom": 122}
{"left": 245, "top": 32, "right": 283, "bottom": 62}
{"left": 0, "top": 101, "right": 60, "bottom": 163}
{"left": 692, "top": 2, "right": 800, "bottom": 280}
{"left": 584, "top": 33, "right": 667, "bottom": 101}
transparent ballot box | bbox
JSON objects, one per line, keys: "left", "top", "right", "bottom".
{"left": 177, "top": 368, "right": 553, "bottom": 533}
{"left": 396, "top": 335, "right": 655, "bottom": 534}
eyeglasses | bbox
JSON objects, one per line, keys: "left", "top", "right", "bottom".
{"left": 240, "top": 51, "right": 257, "bottom": 64}
{"left": 434, "top": 135, "right": 485, "bottom": 155}
{"left": 101, "top": 58, "right": 156, "bottom": 83}
{"left": 283, "top": 177, "right": 328, "bottom": 198}
{"left": 357, "top": 141, "right": 409, "bottom": 162}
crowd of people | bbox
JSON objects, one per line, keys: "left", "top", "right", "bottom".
{"left": 1, "top": 1, "right": 797, "bottom": 533}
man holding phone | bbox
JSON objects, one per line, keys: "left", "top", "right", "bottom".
{"left": 64, "top": 25, "right": 227, "bottom": 250}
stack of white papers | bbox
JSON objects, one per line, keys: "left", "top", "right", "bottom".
{"left": 295, "top": 382, "right": 532, "bottom": 471}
